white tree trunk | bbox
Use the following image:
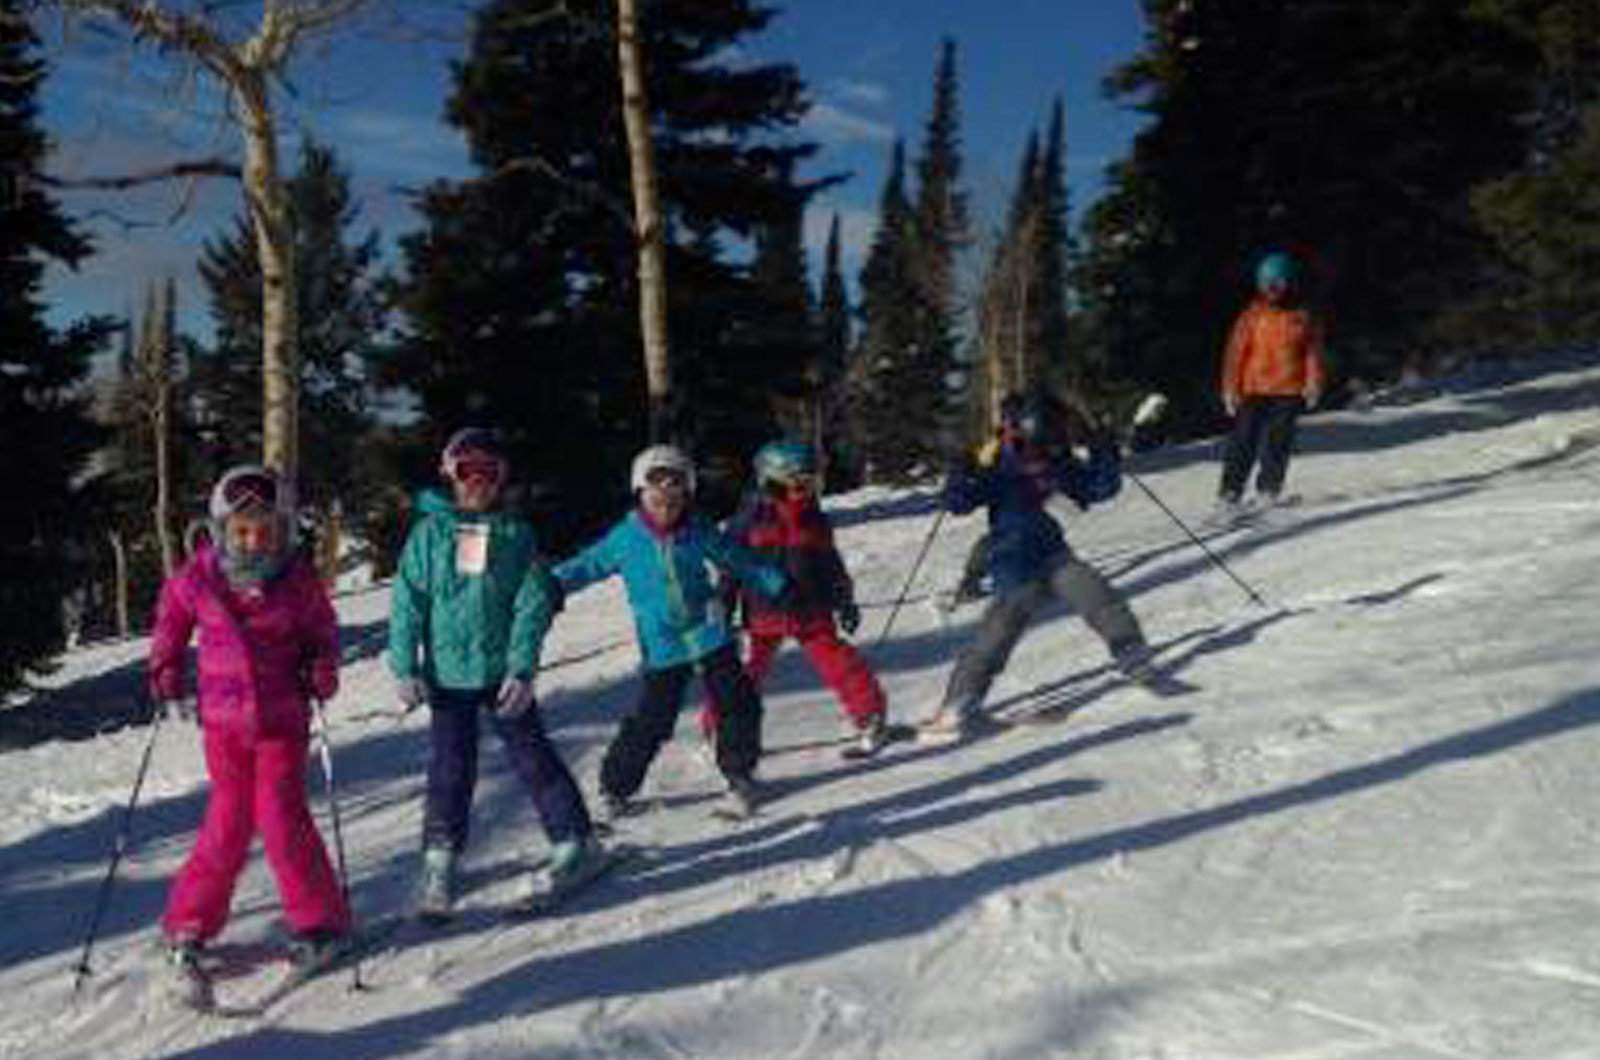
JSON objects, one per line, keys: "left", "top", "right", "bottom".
{"left": 150, "top": 280, "right": 178, "bottom": 575}
{"left": 615, "top": 0, "right": 671, "bottom": 439}
{"left": 107, "top": 530, "right": 129, "bottom": 640}
{"left": 237, "top": 71, "right": 299, "bottom": 476}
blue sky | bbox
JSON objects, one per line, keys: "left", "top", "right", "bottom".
{"left": 37, "top": 2, "right": 1151, "bottom": 333}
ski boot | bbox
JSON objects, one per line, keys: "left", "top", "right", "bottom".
{"left": 162, "top": 936, "right": 213, "bottom": 1011}
{"left": 917, "top": 705, "right": 978, "bottom": 745}
{"left": 841, "top": 712, "right": 893, "bottom": 760}
{"left": 416, "top": 846, "right": 457, "bottom": 924}
{"left": 714, "top": 774, "right": 764, "bottom": 820}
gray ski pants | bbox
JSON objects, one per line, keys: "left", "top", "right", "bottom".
{"left": 940, "top": 552, "right": 1144, "bottom": 717}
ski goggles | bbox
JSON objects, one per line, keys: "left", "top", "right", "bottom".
{"left": 765, "top": 472, "right": 817, "bottom": 494}
{"left": 449, "top": 456, "right": 506, "bottom": 486}
{"left": 643, "top": 466, "right": 690, "bottom": 492}
{"left": 219, "top": 470, "right": 280, "bottom": 513}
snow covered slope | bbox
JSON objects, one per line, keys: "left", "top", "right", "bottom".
{"left": 4, "top": 353, "right": 1600, "bottom": 1059}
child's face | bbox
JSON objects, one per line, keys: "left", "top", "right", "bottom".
{"left": 640, "top": 468, "right": 689, "bottom": 524}
{"left": 224, "top": 509, "right": 280, "bottom": 558}
{"left": 768, "top": 474, "right": 816, "bottom": 502}
{"left": 450, "top": 450, "right": 505, "bottom": 512}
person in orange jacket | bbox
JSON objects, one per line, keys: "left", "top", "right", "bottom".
{"left": 1216, "top": 251, "right": 1327, "bottom": 512}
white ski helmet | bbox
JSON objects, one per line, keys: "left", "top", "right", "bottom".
{"left": 439, "top": 426, "right": 509, "bottom": 482}
{"left": 207, "top": 464, "right": 297, "bottom": 576}
{"left": 209, "top": 464, "right": 295, "bottom": 524}
{"left": 631, "top": 444, "right": 696, "bottom": 495}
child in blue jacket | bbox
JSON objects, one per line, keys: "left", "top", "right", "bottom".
{"left": 921, "top": 392, "right": 1152, "bottom": 740}
{"left": 555, "top": 445, "right": 788, "bottom": 817}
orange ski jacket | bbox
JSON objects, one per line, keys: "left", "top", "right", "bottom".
{"left": 1220, "top": 298, "right": 1327, "bottom": 401}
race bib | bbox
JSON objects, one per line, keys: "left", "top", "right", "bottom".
{"left": 455, "top": 523, "right": 490, "bottom": 576}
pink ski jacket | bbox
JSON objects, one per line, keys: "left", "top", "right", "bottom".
{"left": 149, "top": 546, "right": 340, "bottom": 740}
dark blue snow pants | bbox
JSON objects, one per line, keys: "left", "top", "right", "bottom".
{"left": 1219, "top": 395, "right": 1304, "bottom": 499}
{"left": 423, "top": 686, "right": 592, "bottom": 853}
{"left": 600, "top": 643, "right": 762, "bottom": 800}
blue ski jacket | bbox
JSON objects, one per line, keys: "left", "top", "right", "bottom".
{"left": 555, "top": 510, "right": 787, "bottom": 671}
{"left": 944, "top": 442, "right": 1122, "bottom": 592}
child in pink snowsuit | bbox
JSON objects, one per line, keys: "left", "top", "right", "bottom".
{"left": 148, "top": 466, "right": 349, "bottom": 973}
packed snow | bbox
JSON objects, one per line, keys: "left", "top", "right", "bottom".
{"left": 4, "top": 353, "right": 1600, "bottom": 1060}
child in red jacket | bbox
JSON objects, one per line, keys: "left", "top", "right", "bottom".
{"left": 701, "top": 441, "right": 892, "bottom": 758}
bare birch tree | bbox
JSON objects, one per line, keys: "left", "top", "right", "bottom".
{"left": 613, "top": 0, "right": 671, "bottom": 441}
{"left": 54, "top": 0, "right": 369, "bottom": 479}
{"left": 139, "top": 277, "right": 179, "bottom": 575}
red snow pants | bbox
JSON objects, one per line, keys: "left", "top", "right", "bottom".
{"left": 699, "top": 615, "right": 886, "bottom": 738}
{"left": 162, "top": 725, "right": 349, "bottom": 943}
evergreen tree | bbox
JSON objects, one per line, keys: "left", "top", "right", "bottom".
{"left": 1081, "top": 0, "right": 1540, "bottom": 433}
{"left": 192, "top": 139, "right": 387, "bottom": 519}
{"left": 0, "top": 1, "right": 112, "bottom": 693}
{"left": 816, "top": 213, "right": 856, "bottom": 488}
{"left": 973, "top": 130, "right": 1041, "bottom": 435}
{"left": 1466, "top": 0, "right": 1600, "bottom": 350}
{"left": 392, "top": 0, "right": 820, "bottom": 543}
{"left": 748, "top": 161, "right": 816, "bottom": 449}
{"left": 1032, "top": 99, "right": 1072, "bottom": 389}
{"left": 970, "top": 102, "right": 1074, "bottom": 441}
{"left": 909, "top": 37, "right": 969, "bottom": 457}
{"left": 849, "top": 140, "right": 927, "bottom": 480}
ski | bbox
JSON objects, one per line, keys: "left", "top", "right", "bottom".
{"left": 209, "top": 915, "right": 407, "bottom": 1019}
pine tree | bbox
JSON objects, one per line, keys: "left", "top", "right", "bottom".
{"left": 393, "top": 0, "right": 821, "bottom": 543}
{"left": 909, "top": 37, "right": 969, "bottom": 458}
{"left": 748, "top": 163, "right": 816, "bottom": 448}
{"left": 849, "top": 140, "right": 927, "bottom": 480}
{"left": 1081, "top": 0, "right": 1540, "bottom": 432}
{"left": 0, "top": 1, "right": 112, "bottom": 694}
{"left": 1032, "top": 100, "right": 1072, "bottom": 389}
{"left": 192, "top": 139, "right": 386, "bottom": 519}
{"left": 974, "top": 131, "right": 1041, "bottom": 434}
{"left": 816, "top": 214, "right": 856, "bottom": 487}
{"left": 1466, "top": 0, "right": 1600, "bottom": 350}
{"left": 970, "top": 102, "right": 1075, "bottom": 441}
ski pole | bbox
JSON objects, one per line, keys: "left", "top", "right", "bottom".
{"left": 73, "top": 701, "right": 164, "bottom": 996}
{"left": 875, "top": 506, "right": 949, "bottom": 648}
{"left": 311, "top": 698, "right": 366, "bottom": 992}
{"left": 1124, "top": 470, "right": 1269, "bottom": 608}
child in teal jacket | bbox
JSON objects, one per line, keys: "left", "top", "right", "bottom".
{"left": 389, "top": 428, "right": 599, "bottom": 918}
{"left": 556, "top": 445, "right": 787, "bottom": 817}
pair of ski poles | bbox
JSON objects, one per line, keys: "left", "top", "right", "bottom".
{"left": 871, "top": 465, "right": 1267, "bottom": 648}
{"left": 72, "top": 696, "right": 363, "bottom": 996}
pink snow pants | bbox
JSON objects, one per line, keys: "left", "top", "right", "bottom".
{"left": 162, "top": 725, "right": 349, "bottom": 943}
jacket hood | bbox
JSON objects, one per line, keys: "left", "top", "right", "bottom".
{"left": 414, "top": 487, "right": 459, "bottom": 517}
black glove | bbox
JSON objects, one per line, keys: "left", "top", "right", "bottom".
{"left": 838, "top": 601, "right": 861, "bottom": 636}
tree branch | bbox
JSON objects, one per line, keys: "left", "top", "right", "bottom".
{"left": 41, "top": 157, "right": 243, "bottom": 189}
{"left": 60, "top": 0, "right": 245, "bottom": 80}
{"left": 488, "top": 154, "right": 634, "bottom": 226}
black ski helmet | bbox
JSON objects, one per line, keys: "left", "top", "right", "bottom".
{"left": 998, "top": 390, "right": 1057, "bottom": 446}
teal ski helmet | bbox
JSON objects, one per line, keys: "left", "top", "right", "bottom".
{"left": 1255, "top": 252, "right": 1297, "bottom": 293}
{"left": 752, "top": 440, "right": 817, "bottom": 487}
